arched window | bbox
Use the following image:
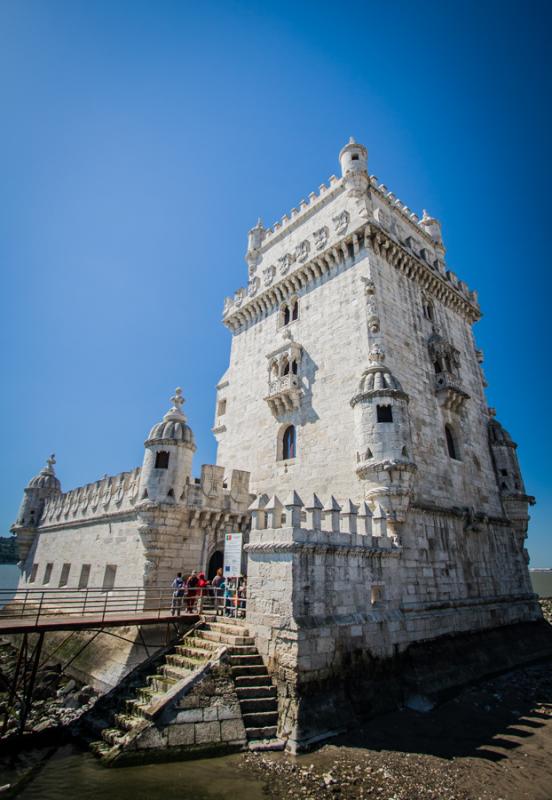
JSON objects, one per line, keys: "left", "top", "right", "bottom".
{"left": 291, "top": 360, "right": 298, "bottom": 375}
{"left": 155, "top": 451, "right": 170, "bottom": 469}
{"left": 282, "top": 356, "right": 290, "bottom": 376}
{"left": 283, "top": 304, "right": 291, "bottom": 326}
{"left": 434, "top": 359, "right": 442, "bottom": 374}
{"left": 445, "top": 425, "right": 459, "bottom": 460}
{"left": 282, "top": 425, "right": 296, "bottom": 460}
{"left": 423, "top": 297, "right": 434, "bottom": 321}
{"left": 292, "top": 300, "right": 299, "bottom": 321}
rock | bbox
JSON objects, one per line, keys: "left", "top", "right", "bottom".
{"left": 59, "top": 679, "right": 76, "bottom": 696}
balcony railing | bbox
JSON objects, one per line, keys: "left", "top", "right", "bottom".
{"left": 434, "top": 371, "right": 470, "bottom": 411}
{"left": 265, "top": 373, "right": 301, "bottom": 415}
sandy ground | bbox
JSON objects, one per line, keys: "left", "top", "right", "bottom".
{"left": 243, "top": 601, "right": 552, "bottom": 800}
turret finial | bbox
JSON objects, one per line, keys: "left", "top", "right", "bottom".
{"left": 170, "top": 388, "right": 185, "bottom": 415}
{"left": 368, "top": 344, "right": 385, "bottom": 364}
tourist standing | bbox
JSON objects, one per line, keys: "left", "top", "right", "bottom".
{"left": 186, "top": 570, "right": 199, "bottom": 612}
{"left": 212, "top": 567, "right": 224, "bottom": 615}
{"left": 171, "top": 572, "right": 184, "bottom": 616}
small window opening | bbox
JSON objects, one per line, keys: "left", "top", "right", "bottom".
{"left": 371, "top": 585, "right": 384, "bottom": 605}
{"left": 194, "top": 477, "right": 201, "bottom": 485}
{"left": 43, "top": 563, "right": 53, "bottom": 585}
{"left": 434, "top": 359, "right": 442, "bottom": 374}
{"left": 217, "top": 399, "right": 227, "bottom": 416}
{"left": 402, "top": 446, "right": 409, "bottom": 457}
{"left": 351, "top": 154, "right": 359, "bottom": 161}
{"left": 155, "top": 451, "right": 170, "bottom": 469}
{"left": 142, "top": 489, "right": 148, "bottom": 499}
{"left": 283, "top": 305, "right": 291, "bottom": 326}
{"left": 282, "top": 425, "right": 296, "bottom": 460}
{"left": 501, "top": 481, "right": 508, "bottom": 490}
{"left": 445, "top": 425, "right": 460, "bottom": 460}
{"left": 167, "top": 488, "right": 175, "bottom": 497}
{"left": 291, "top": 360, "right": 298, "bottom": 375}
{"left": 102, "top": 564, "right": 117, "bottom": 592}
{"left": 377, "top": 405, "right": 393, "bottom": 423}
{"left": 365, "top": 448, "right": 373, "bottom": 459}
{"left": 78, "top": 564, "right": 91, "bottom": 590}
{"left": 292, "top": 301, "right": 299, "bottom": 321}
{"left": 59, "top": 563, "right": 71, "bottom": 587}
{"left": 500, "top": 468, "right": 508, "bottom": 476}
{"left": 282, "top": 358, "right": 290, "bottom": 376}
{"left": 29, "top": 563, "right": 38, "bottom": 583}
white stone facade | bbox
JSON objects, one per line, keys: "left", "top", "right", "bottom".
{"left": 10, "top": 137, "right": 540, "bottom": 749}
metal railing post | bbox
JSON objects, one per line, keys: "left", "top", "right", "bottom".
{"left": 21, "top": 590, "right": 29, "bottom": 617}
{"left": 102, "top": 591, "right": 109, "bottom": 622}
{"left": 35, "top": 592, "right": 45, "bottom": 626}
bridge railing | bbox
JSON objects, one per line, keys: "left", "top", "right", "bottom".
{"left": 0, "top": 585, "right": 247, "bottom": 626}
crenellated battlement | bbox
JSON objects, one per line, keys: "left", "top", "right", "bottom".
{"left": 40, "top": 467, "right": 142, "bottom": 526}
{"left": 246, "top": 491, "right": 398, "bottom": 554}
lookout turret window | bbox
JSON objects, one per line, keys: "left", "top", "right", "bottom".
{"left": 155, "top": 451, "right": 170, "bottom": 469}
{"left": 377, "top": 405, "right": 393, "bottom": 423}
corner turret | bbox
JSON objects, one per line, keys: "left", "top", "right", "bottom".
{"left": 138, "top": 388, "right": 196, "bottom": 504}
{"left": 351, "top": 346, "right": 417, "bottom": 539}
{"left": 488, "top": 410, "right": 535, "bottom": 545}
{"left": 11, "top": 454, "right": 61, "bottom": 565}
{"left": 245, "top": 218, "right": 266, "bottom": 276}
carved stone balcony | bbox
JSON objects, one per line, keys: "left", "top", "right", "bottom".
{"left": 265, "top": 373, "right": 302, "bottom": 415}
{"left": 434, "top": 371, "right": 470, "bottom": 412}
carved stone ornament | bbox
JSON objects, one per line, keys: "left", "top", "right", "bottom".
{"left": 373, "top": 207, "right": 389, "bottom": 229}
{"left": 295, "top": 240, "right": 310, "bottom": 263}
{"left": 313, "top": 226, "right": 329, "bottom": 250}
{"left": 333, "top": 210, "right": 350, "bottom": 235}
{"left": 278, "top": 252, "right": 296, "bottom": 276}
{"left": 263, "top": 265, "right": 276, "bottom": 286}
{"left": 248, "top": 276, "right": 260, "bottom": 297}
{"left": 223, "top": 296, "right": 234, "bottom": 315}
{"left": 234, "top": 287, "right": 246, "bottom": 307}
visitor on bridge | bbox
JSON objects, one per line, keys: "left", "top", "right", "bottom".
{"left": 171, "top": 572, "right": 185, "bottom": 616}
{"left": 186, "top": 571, "right": 199, "bottom": 612}
{"left": 212, "top": 568, "right": 224, "bottom": 615}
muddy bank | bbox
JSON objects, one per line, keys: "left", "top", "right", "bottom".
{"left": 244, "top": 655, "right": 552, "bottom": 800}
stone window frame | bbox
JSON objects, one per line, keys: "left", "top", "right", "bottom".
{"left": 277, "top": 423, "right": 297, "bottom": 462}
{"left": 278, "top": 295, "right": 299, "bottom": 328}
{"left": 58, "top": 563, "right": 71, "bottom": 588}
{"left": 445, "top": 424, "right": 461, "bottom": 461}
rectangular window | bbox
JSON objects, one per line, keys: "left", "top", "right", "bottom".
{"left": 217, "top": 399, "right": 227, "bottom": 416}
{"left": 43, "top": 563, "right": 53, "bottom": 585}
{"left": 29, "top": 563, "right": 38, "bottom": 583}
{"left": 371, "top": 585, "right": 384, "bottom": 606}
{"left": 500, "top": 468, "right": 508, "bottom": 476}
{"left": 59, "top": 563, "right": 71, "bottom": 587}
{"left": 102, "top": 564, "right": 117, "bottom": 592}
{"left": 154, "top": 451, "right": 170, "bottom": 469}
{"left": 78, "top": 564, "right": 91, "bottom": 590}
{"left": 377, "top": 404, "right": 393, "bottom": 423}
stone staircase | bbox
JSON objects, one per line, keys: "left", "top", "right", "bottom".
{"left": 89, "top": 615, "right": 283, "bottom": 761}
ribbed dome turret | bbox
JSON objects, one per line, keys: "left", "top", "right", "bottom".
{"left": 27, "top": 455, "right": 61, "bottom": 492}
{"left": 145, "top": 388, "right": 195, "bottom": 447}
{"left": 351, "top": 346, "right": 408, "bottom": 406}
{"left": 488, "top": 415, "right": 516, "bottom": 448}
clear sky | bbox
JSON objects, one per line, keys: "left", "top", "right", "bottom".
{"left": 1, "top": 0, "right": 550, "bottom": 566}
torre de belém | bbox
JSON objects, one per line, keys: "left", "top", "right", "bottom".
{"left": 12, "top": 138, "right": 543, "bottom": 749}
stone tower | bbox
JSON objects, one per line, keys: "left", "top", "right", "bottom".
{"left": 12, "top": 455, "right": 61, "bottom": 568}
{"left": 139, "top": 388, "right": 196, "bottom": 504}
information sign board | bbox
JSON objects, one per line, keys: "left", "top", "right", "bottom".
{"left": 223, "top": 533, "right": 243, "bottom": 578}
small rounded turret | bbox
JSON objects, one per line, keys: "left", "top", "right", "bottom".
{"left": 245, "top": 218, "right": 265, "bottom": 275}
{"left": 14, "top": 454, "right": 61, "bottom": 529}
{"left": 420, "top": 210, "right": 445, "bottom": 251}
{"left": 139, "top": 388, "right": 196, "bottom": 504}
{"left": 339, "top": 137, "right": 368, "bottom": 178}
{"left": 351, "top": 346, "right": 416, "bottom": 530}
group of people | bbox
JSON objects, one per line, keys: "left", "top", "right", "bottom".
{"left": 170, "top": 569, "right": 247, "bottom": 617}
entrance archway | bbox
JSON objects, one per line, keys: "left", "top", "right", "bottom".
{"left": 207, "top": 550, "right": 223, "bottom": 580}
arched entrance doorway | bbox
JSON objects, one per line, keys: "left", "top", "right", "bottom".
{"left": 207, "top": 550, "right": 223, "bottom": 580}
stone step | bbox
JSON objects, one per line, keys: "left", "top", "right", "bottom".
{"left": 203, "top": 621, "right": 249, "bottom": 637}
{"left": 228, "top": 653, "right": 264, "bottom": 666}
{"left": 166, "top": 653, "right": 205, "bottom": 671}
{"left": 136, "top": 686, "right": 157, "bottom": 705}
{"left": 195, "top": 629, "right": 254, "bottom": 647}
{"left": 227, "top": 644, "right": 259, "bottom": 656}
{"left": 234, "top": 674, "right": 272, "bottom": 688}
{"left": 125, "top": 698, "right": 148, "bottom": 718}
{"left": 162, "top": 664, "right": 194, "bottom": 682}
{"left": 231, "top": 664, "right": 268, "bottom": 677}
{"left": 174, "top": 644, "right": 215, "bottom": 660}
{"left": 245, "top": 725, "right": 277, "bottom": 740}
{"left": 90, "top": 740, "right": 118, "bottom": 759}
{"left": 239, "top": 697, "right": 278, "bottom": 714}
{"left": 101, "top": 727, "right": 127, "bottom": 747}
{"left": 236, "top": 685, "right": 277, "bottom": 699}
{"left": 243, "top": 711, "right": 278, "bottom": 728}
{"left": 147, "top": 674, "right": 177, "bottom": 694}
{"left": 248, "top": 738, "right": 286, "bottom": 752}
{"left": 113, "top": 712, "right": 142, "bottom": 732}
{"left": 184, "top": 635, "right": 220, "bottom": 651}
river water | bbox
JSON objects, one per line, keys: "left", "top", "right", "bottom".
{"left": 7, "top": 745, "right": 266, "bottom": 800}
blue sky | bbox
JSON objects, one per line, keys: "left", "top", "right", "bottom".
{"left": 1, "top": 0, "right": 550, "bottom": 565}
